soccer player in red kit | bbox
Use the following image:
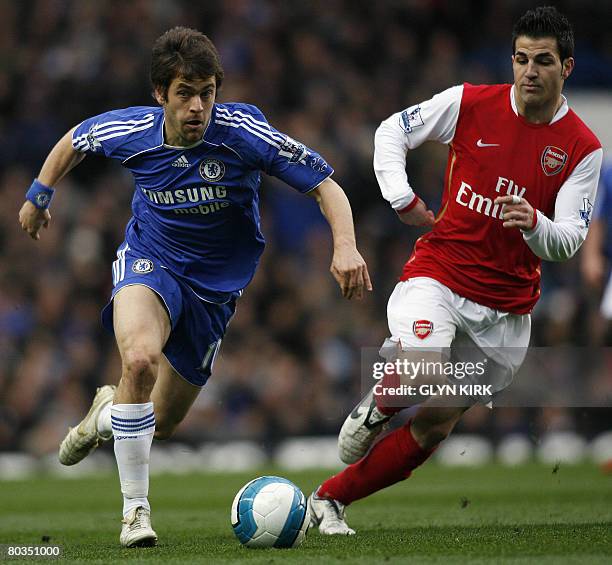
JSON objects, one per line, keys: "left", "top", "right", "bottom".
{"left": 309, "top": 6, "right": 602, "bottom": 534}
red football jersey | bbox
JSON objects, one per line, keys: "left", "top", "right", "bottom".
{"left": 401, "top": 84, "right": 601, "bottom": 314}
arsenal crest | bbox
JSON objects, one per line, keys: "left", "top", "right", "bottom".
{"left": 413, "top": 320, "right": 433, "bottom": 340}
{"left": 541, "top": 146, "right": 567, "bottom": 176}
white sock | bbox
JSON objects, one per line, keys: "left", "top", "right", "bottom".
{"left": 96, "top": 402, "right": 112, "bottom": 437}
{"left": 111, "top": 402, "right": 155, "bottom": 517}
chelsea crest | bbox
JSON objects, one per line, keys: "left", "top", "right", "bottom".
{"left": 132, "top": 258, "right": 154, "bottom": 274}
{"left": 199, "top": 159, "right": 225, "bottom": 182}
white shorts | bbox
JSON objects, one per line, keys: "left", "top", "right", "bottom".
{"left": 384, "top": 277, "right": 531, "bottom": 394}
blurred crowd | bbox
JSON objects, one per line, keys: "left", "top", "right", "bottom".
{"left": 1, "top": 0, "right": 611, "bottom": 455}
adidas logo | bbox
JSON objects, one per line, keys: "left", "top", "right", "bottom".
{"left": 172, "top": 155, "right": 190, "bottom": 168}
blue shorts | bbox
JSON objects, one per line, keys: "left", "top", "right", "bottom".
{"left": 101, "top": 242, "right": 237, "bottom": 386}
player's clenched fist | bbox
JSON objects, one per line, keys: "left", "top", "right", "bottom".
{"left": 330, "top": 246, "right": 373, "bottom": 300}
{"left": 495, "top": 195, "right": 536, "bottom": 231}
{"left": 18, "top": 200, "right": 51, "bottom": 240}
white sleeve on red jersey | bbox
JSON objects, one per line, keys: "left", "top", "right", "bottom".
{"left": 522, "top": 148, "right": 603, "bottom": 261}
{"left": 374, "top": 85, "right": 463, "bottom": 211}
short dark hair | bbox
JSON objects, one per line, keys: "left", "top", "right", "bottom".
{"left": 512, "top": 6, "right": 574, "bottom": 61}
{"left": 151, "top": 27, "right": 224, "bottom": 99}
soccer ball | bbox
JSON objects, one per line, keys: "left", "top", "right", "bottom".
{"left": 231, "top": 476, "right": 310, "bottom": 548}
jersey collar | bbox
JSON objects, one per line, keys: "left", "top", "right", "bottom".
{"left": 510, "top": 85, "right": 569, "bottom": 125}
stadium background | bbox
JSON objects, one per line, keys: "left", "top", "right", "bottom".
{"left": 0, "top": 0, "right": 611, "bottom": 472}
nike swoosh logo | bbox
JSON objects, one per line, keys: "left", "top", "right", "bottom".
{"left": 476, "top": 139, "right": 500, "bottom": 147}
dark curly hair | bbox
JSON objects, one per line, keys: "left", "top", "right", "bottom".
{"left": 151, "top": 27, "right": 224, "bottom": 100}
{"left": 512, "top": 6, "right": 574, "bottom": 61}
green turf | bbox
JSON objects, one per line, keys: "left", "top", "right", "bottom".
{"left": 0, "top": 463, "right": 610, "bottom": 563}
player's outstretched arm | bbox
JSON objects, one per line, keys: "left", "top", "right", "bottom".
{"left": 19, "top": 127, "right": 85, "bottom": 240}
{"left": 309, "top": 178, "right": 372, "bottom": 299}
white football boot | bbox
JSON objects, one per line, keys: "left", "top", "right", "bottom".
{"left": 308, "top": 488, "right": 355, "bottom": 535}
{"left": 338, "top": 388, "right": 392, "bottom": 464}
{"left": 59, "top": 385, "right": 115, "bottom": 466}
{"left": 120, "top": 506, "right": 158, "bottom": 547}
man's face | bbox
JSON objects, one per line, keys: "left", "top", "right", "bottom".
{"left": 512, "top": 35, "right": 573, "bottom": 110}
{"left": 155, "top": 75, "right": 216, "bottom": 146}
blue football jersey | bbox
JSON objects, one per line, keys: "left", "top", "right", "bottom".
{"left": 72, "top": 103, "right": 333, "bottom": 302}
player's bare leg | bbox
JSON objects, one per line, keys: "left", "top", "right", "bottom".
{"left": 410, "top": 403, "right": 467, "bottom": 450}
{"left": 60, "top": 355, "right": 203, "bottom": 447}
{"left": 113, "top": 285, "right": 170, "bottom": 403}
{"left": 313, "top": 402, "right": 468, "bottom": 534}
{"left": 150, "top": 355, "right": 202, "bottom": 441}
{"left": 60, "top": 285, "right": 204, "bottom": 547}
{"left": 112, "top": 285, "right": 171, "bottom": 548}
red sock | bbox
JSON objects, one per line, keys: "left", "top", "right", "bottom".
{"left": 374, "top": 371, "right": 402, "bottom": 416}
{"left": 318, "top": 422, "right": 433, "bottom": 505}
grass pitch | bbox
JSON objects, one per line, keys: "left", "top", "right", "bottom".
{"left": 0, "top": 463, "right": 610, "bottom": 563}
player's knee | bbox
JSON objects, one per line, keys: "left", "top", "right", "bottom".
{"left": 122, "top": 349, "right": 160, "bottom": 381}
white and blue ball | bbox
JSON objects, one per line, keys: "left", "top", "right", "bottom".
{"left": 231, "top": 476, "right": 309, "bottom": 548}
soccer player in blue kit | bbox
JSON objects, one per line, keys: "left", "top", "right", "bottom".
{"left": 18, "top": 27, "right": 371, "bottom": 547}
